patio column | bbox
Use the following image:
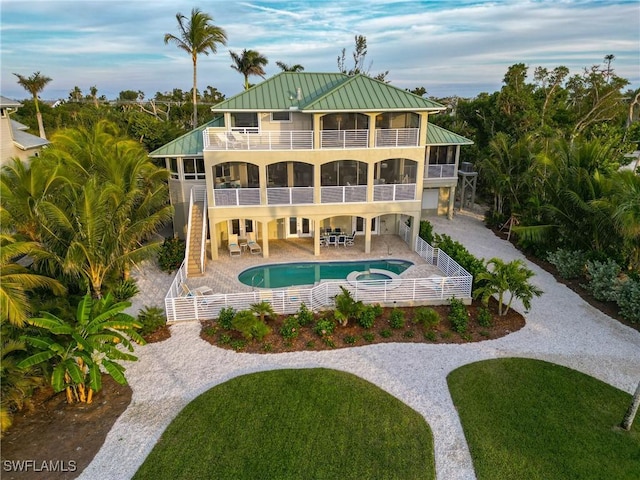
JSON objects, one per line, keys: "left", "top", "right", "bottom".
{"left": 364, "top": 217, "right": 372, "bottom": 254}
{"left": 210, "top": 217, "right": 219, "bottom": 260}
{"left": 259, "top": 164, "right": 268, "bottom": 205}
{"left": 260, "top": 221, "right": 269, "bottom": 258}
{"left": 366, "top": 113, "right": 379, "bottom": 148}
{"left": 313, "top": 220, "right": 321, "bottom": 256}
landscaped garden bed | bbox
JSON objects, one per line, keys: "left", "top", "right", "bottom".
{"left": 200, "top": 296, "right": 525, "bottom": 354}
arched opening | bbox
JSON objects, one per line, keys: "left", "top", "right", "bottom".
{"left": 267, "top": 161, "right": 314, "bottom": 187}
{"left": 320, "top": 160, "right": 367, "bottom": 186}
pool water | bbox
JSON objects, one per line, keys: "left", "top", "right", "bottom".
{"left": 238, "top": 259, "right": 413, "bottom": 289}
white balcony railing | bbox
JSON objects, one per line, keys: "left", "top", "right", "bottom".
{"left": 373, "top": 183, "right": 416, "bottom": 201}
{"left": 213, "top": 188, "right": 260, "bottom": 206}
{"left": 204, "top": 130, "right": 313, "bottom": 151}
{"left": 375, "top": 128, "right": 419, "bottom": 147}
{"left": 320, "top": 185, "right": 367, "bottom": 203}
{"left": 204, "top": 128, "right": 421, "bottom": 151}
{"left": 427, "top": 164, "right": 456, "bottom": 178}
{"left": 267, "top": 187, "right": 314, "bottom": 205}
{"left": 320, "top": 130, "right": 368, "bottom": 149}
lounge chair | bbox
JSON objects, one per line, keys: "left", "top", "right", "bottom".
{"left": 228, "top": 233, "right": 242, "bottom": 257}
{"left": 180, "top": 282, "right": 214, "bottom": 297}
{"left": 246, "top": 232, "right": 262, "bottom": 255}
{"left": 215, "top": 132, "right": 241, "bottom": 149}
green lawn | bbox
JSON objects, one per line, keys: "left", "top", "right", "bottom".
{"left": 134, "top": 368, "right": 434, "bottom": 480}
{"left": 448, "top": 358, "right": 640, "bottom": 480}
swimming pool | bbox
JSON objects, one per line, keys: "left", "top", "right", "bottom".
{"left": 238, "top": 259, "right": 413, "bottom": 289}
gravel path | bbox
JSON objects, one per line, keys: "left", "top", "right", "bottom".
{"left": 79, "top": 212, "right": 640, "bottom": 480}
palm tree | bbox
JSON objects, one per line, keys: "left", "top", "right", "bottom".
{"left": 41, "top": 121, "right": 172, "bottom": 297}
{"left": 164, "top": 8, "right": 227, "bottom": 128}
{"left": 19, "top": 293, "right": 145, "bottom": 404}
{"left": 0, "top": 234, "right": 66, "bottom": 328}
{"left": 230, "top": 49, "right": 269, "bottom": 90}
{"left": 473, "top": 258, "right": 543, "bottom": 316}
{"left": 13, "top": 71, "right": 52, "bottom": 139}
{"left": 0, "top": 157, "right": 70, "bottom": 243}
{"left": 276, "top": 61, "right": 304, "bottom": 72}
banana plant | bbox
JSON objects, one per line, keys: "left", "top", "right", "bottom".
{"left": 18, "top": 293, "right": 145, "bottom": 404}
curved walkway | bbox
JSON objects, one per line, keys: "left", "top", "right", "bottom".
{"left": 79, "top": 212, "right": 640, "bottom": 480}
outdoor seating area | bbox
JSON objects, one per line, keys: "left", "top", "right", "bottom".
{"left": 228, "top": 234, "right": 241, "bottom": 257}
{"left": 228, "top": 233, "right": 262, "bottom": 256}
{"left": 320, "top": 230, "right": 356, "bottom": 247}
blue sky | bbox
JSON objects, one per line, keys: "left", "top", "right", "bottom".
{"left": 1, "top": 0, "right": 638, "bottom": 101}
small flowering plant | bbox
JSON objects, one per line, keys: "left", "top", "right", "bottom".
{"left": 279, "top": 316, "right": 300, "bottom": 340}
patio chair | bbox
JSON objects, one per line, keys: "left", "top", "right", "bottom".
{"left": 337, "top": 234, "right": 347, "bottom": 247}
{"left": 345, "top": 231, "right": 356, "bottom": 247}
{"left": 326, "top": 235, "right": 337, "bottom": 247}
{"left": 246, "top": 232, "right": 262, "bottom": 255}
{"left": 228, "top": 233, "right": 242, "bottom": 257}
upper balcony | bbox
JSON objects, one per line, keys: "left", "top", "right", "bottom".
{"left": 203, "top": 128, "right": 420, "bottom": 151}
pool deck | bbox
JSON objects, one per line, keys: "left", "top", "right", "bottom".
{"left": 184, "top": 234, "right": 438, "bottom": 295}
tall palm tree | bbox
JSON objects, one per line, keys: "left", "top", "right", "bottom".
{"left": 164, "top": 8, "right": 227, "bottom": 128}
{"left": 13, "top": 71, "right": 52, "bottom": 139}
{"left": 40, "top": 121, "right": 172, "bottom": 297}
{"left": 275, "top": 61, "right": 304, "bottom": 72}
{"left": 230, "top": 49, "right": 269, "bottom": 90}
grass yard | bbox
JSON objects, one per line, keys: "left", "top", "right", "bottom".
{"left": 134, "top": 368, "right": 434, "bottom": 480}
{"left": 448, "top": 358, "right": 640, "bottom": 480}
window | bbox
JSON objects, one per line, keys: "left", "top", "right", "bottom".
{"left": 168, "top": 158, "right": 179, "bottom": 179}
{"left": 429, "top": 146, "right": 455, "bottom": 165}
{"left": 183, "top": 158, "right": 205, "bottom": 180}
{"left": 271, "top": 111, "right": 291, "bottom": 122}
{"left": 231, "top": 112, "right": 259, "bottom": 132}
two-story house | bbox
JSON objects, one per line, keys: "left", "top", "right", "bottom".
{"left": 0, "top": 95, "right": 50, "bottom": 167}
{"left": 150, "top": 72, "right": 472, "bottom": 276}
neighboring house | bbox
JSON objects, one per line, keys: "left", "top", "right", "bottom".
{"left": 149, "top": 72, "right": 472, "bottom": 273}
{"left": 0, "top": 95, "right": 50, "bottom": 167}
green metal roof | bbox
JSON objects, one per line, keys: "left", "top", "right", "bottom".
{"left": 426, "top": 123, "right": 473, "bottom": 146}
{"left": 148, "top": 116, "right": 223, "bottom": 157}
{"left": 212, "top": 72, "right": 445, "bottom": 112}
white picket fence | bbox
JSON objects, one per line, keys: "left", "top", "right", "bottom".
{"left": 164, "top": 235, "right": 472, "bottom": 323}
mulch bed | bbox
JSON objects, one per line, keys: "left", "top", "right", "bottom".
{"left": 200, "top": 298, "right": 525, "bottom": 354}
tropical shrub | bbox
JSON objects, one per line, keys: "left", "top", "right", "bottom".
{"left": 279, "top": 316, "right": 300, "bottom": 340}
{"left": 379, "top": 329, "right": 392, "bottom": 338}
{"left": 333, "top": 286, "right": 363, "bottom": 327}
{"left": 476, "top": 306, "right": 493, "bottom": 328}
{"left": 296, "top": 303, "right": 314, "bottom": 326}
{"left": 389, "top": 308, "right": 405, "bottom": 329}
{"left": 473, "top": 258, "right": 543, "bottom": 315}
{"left": 343, "top": 335, "right": 357, "bottom": 344}
{"left": 110, "top": 278, "right": 140, "bottom": 302}
{"left": 583, "top": 259, "right": 621, "bottom": 302}
{"left": 314, "top": 319, "right": 336, "bottom": 337}
{"left": 137, "top": 306, "right": 166, "bottom": 337}
{"left": 19, "top": 294, "right": 145, "bottom": 404}
{"left": 418, "top": 220, "right": 434, "bottom": 244}
{"left": 413, "top": 307, "right": 440, "bottom": 329}
{"left": 448, "top": 297, "right": 468, "bottom": 334}
{"left": 217, "top": 307, "right": 235, "bottom": 330}
{"left": 546, "top": 248, "right": 588, "bottom": 279}
{"left": 357, "top": 305, "right": 377, "bottom": 329}
{"left": 250, "top": 301, "right": 275, "bottom": 323}
{"left": 158, "top": 237, "right": 186, "bottom": 273}
{"left": 231, "top": 310, "right": 271, "bottom": 342}
{"left": 616, "top": 277, "right": 640, "bottom": 323}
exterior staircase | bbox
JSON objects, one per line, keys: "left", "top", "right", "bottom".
{"left": 186, "top": 200, "right": 206, "bottom": 277}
